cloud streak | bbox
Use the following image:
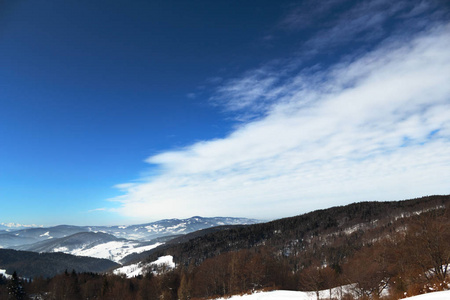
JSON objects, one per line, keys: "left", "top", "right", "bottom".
{"left": 280, "top": 0, "right": 446, "bottom": 45}
{"left": 111, "top": 19, "right": 450, "bottom": 221}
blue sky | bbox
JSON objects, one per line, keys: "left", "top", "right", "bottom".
{"left": 1, "top": 0, "right": 449, "bottom": 226}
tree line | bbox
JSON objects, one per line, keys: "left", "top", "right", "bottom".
{"left": 1, "top": 196, "right": 449, "bottom": 299}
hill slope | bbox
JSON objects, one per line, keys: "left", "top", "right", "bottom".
{"left": 13, "top": 232, "right": 123, "bottom": 253}
{"left": 132, "top": 195, "right": 450, "bottom": 267}
{"left": 0, "top": 248, "right": 119, "bottom": 278}
{"left": 9, "top": 232, "right": 163, "bottom": 263}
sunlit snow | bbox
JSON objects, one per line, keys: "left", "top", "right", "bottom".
{"left": 151, "top": 255, "right": 175, "bottom": 269}
{"left": 64, "top": 241, "right": 162, "bottom": 263}
{"left": 214, "top": 290, "right": 450, "bottom": 300}
{"left": 0, "top": 269, "right": 11, "bottom": 279}
{"left": 114, "top": 255, "right": 175, "bottom": 278}
{"left": 406, "top": 291, "right": 450, "bottom": 300}
{"left": 113, "top": 262, "right": 144, "bottom": 278}
{"left": 39, "top": 231, "right": 52, "bottom": 238}
{"left": 53, "top": 246, "right": 69, "bottom": 252}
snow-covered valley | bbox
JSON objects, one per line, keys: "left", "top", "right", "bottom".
{"left": 60, "top": 240, "right": 163, "bottom": 263}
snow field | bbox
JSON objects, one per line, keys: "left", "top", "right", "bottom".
{"left": 406, "top": 290, "right": 450, "bottom": 299}
{"left": 65, "top": 241, "right": 162, "bottom": 263}
{"left": 214, "top": 290, "right": 450, "bottom": 300}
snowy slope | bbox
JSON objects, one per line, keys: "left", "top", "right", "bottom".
{"left": 214, "top": 290, "right": 450, "bottom": 300}
{"left": 68, "top": 241, "right": 162, "bottom": 263}
{"left": 406, "top": 291, "right": 450, "bottom": 299}
{"left": 113, "top": 262, "right": 144, "bottom": 278}
{"left": 215, "top": 291, "right": 335, "bottom": 300}
{"left": 214, "top": 285, "right": 356, "bottom": 300}
{"left": 10, "top": 231, "right": 164, "bottom": 263}
{"left": 113, "top": 255, "right": 175, "bottom": 278}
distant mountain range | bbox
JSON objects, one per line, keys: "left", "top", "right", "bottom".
{"left": 0, "top": 216, "right": 260, "bottom": 263}
{"left": 0, "top": 223, "right": 43, "bottom": 232}
{"left": 87, "top": 216, "right": 261, "bottom": 241}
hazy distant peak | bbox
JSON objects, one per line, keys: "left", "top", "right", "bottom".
{"left": 0, "top": 223, "right": 43, "bottom": 231}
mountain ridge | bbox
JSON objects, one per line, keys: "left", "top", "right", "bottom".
{"left": 127, "top": 195, "right": 450, "bottom": 268}
{"left": 0, "top": 216, "right": 261, "bottom": 248}
{"left": 0, "top": 248, "right": 120, "bottom": 278}
{"left": 0, "top": 217, "right": 261, "bottom": 263}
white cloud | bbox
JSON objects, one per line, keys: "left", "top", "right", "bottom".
{"left": 111, "top": 24, "right": 450, "bottom": 221}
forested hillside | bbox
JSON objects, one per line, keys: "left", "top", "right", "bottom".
{"left": 142, "top": 195, "right": 450, "bottom": 267}
{"left": 0, "top": 249, "right": 119, "bottom": 278}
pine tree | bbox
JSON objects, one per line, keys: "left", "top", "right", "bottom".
{"left": 7, "top": 271, "right": 26, "bottom": 300}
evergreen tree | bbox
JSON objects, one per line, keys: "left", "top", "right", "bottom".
{"left": 7, "top": 271, "right": 26, "bottom": 300}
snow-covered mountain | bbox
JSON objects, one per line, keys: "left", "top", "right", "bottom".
{"left": 0, "top": 217, "right": 260, "bottom": 261}
{"left": 13, "top": 231, "right": 121, "bottom": 253}
{"left": 0, "top": 217, "right": 259, "bottom": 248}
{"left": 0, "top": 222, "right": 43, "bottom": 232}
{"left": 87, "top": 216, "right": 261, "bottom": 241}
{"left": 0, "top": 225, "right": 93, "bottom": 248}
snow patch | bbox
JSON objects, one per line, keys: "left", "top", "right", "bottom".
{"left": 152, "top": 255, "right": 175, "bottom": 269}
{"left": 53, "top": 246, "right": 69, "bottom": 252}
{"left": 114, "top": 255, "right": 175, "bottom": 278}
{"left": 166, "top": 223, "right": 187, "bottom": 231}
{"left": 113, "top": 263, "right": 144, "bottom": 278}
{"left": 39, "top": 231, "right": 53, "bottom": 238}
{"left": 343, "top": 224, "right": 363, "bottom": 235}
{"left": 0, "top": 269, "right": 11, "bottom": 279}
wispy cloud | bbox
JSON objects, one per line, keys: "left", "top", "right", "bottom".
{"left": 279, "top": 0, "right": 448, "bottom": 61}
{"left": 110, "top": 20, "right": 450, "bottom": 221}
{"left": 279, "top": 0, "right": 346, "bottom": 31}
{"left": 214, "top": 1, "right": 449, "bottom": 119}
{"left": 280, "top": 0, "right": 445, "bottom": 35}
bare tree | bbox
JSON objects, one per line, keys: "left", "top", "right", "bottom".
{"left": 300, "top": 263, "right": 335, "bottom": 300}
